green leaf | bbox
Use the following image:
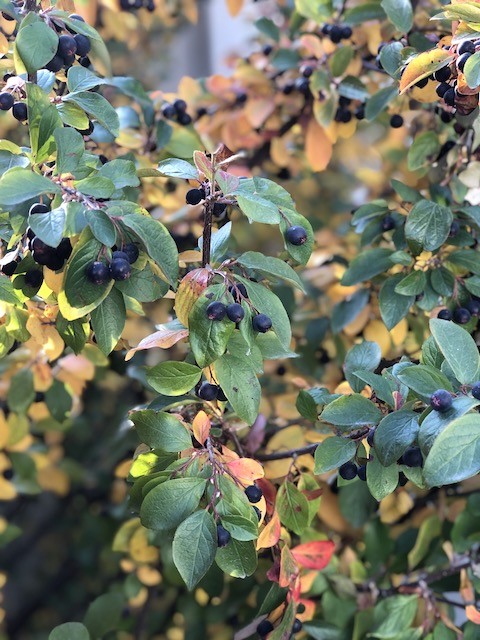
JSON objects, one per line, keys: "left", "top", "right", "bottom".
{"left": 338, "top": 76, "right": 369, "bottom": 101}
{"left": 28, "top": 207, "right": 66, "bottom": 248}
{"left": 276, "top": 481, "right": 309, "bottom": 535}
{"left": 296, "top": 389, "right": 318, "bottom": 420}
{"left": 330, "top": 46, "right": 354, "bottom": 77}
{"left": 54, "top": 127, "right": 85, "bottom": 175}
{"left": 367, "top": 456, "right": 399, "bottom": 501}
{"left": 115, "top": 263, "right": 168, "bottom": 302}
{"left": 49, "top": 623, "right": 90, "bottom": 640}
{"left": 354, "top": 371, "right": 395, "bottom": 406}
{"left": 397, "top": 364, "right": 453, "bottom": 401}
{"left": 67, "top": 66, "right": 108, "bottom": 93}
{"left": 314, "top": 437, "right": 357, "bottom": 474}
{"left": 157, "top": 158, "right": 198, "bottom": 179}
{"left": 99, "top": 159, "right": 140, "bottom": 189}
{"left": 374, "top": 410, "right": 419, "bottom": 466}
{"left": 56, "top": 315, "right": 89, "bottom": 354}
{"left": 7, "top": 368, "right": 34, "bottom": 413}
{"left": 220, "top": 515, "right": 258, "bottom": 541}
{"left": 372, "top": 595, "right": 418, "bottom": 638}
{"left": 365, "top": 86, "right": 398, "bottom": 120}
{"left": 215, "top": 538, "right": 257, "bottom": 578}
{"left": 189, "top": 287, "right": 234, "bottom": 368}
{"left": 379, "top": 43, "right": 404, "bottom": 77}
{"left": 131, "top": 410, "right": 192, "bottom": 452}
{"left": 140, "top": 477, "right": 207, "bottom": 530}
{"left": 172, "top": 510, "right": 217, "bottom": 590}
{"left": 379, "top": 275, "right": 414, "bottom": 330}
{"left": 280, "top": 210, "right": 314, "bottom": 265}
{"left": 391, "top": 179, "right": 422, "bottom": 203}
{"left": 344, "top": 341, "right": 382, "bottom": 393}
{"left": 64, "top": 91, "right": 120, "bottom": 137}
{"left": 0, "top": 168, "right": 60, "bottom": 206}
{"left": 394, "top": 270, "right": 426, "bottom": 296}
{"left": 424, "top": 414, "right": 480, "bottom": 486}
{"left": 90, "top": 288, "right": 126, "bottom": 355}
{"left": 58, "top": 229, "right": 114, "bottom": 320}
{"left": 121, "top": 213, "right": 179, "bottom": 288}
{"left": 405, "top": 200, "right": 453, "bottom": 253}
{"left": 419, "top": 395, "right": 480, "bottom": 453}
{"left": 430, "top": 267, "right": 454, "bottom": 296}
{"left": 341, "top": 249, "right": 393, "bottom": 287}
{"left": 83, "top": 593, "right": 124, "bottom": 639}
{"left": 430, "top": 318, "right": 480, "bottom": 385}
{"left": 146, "top": 361, "right": 202, "bottom": 396}
{"left": 237, "top": 251, "right": 305, "bottom": 291}
{"left": 85, "top": 209, "right": 116, "bottom": 247}
{"left": 408, "top": 514, "right": 442, "bottom": 569}
{"left": 27, "top": 83, "right": 62, "bottom": 163}
{"left": 463, "top": 51, "right": 480, "bottom": 89}
{"left": 269, "top": 599, "right": 296, "bottom": 640}
{"left": 215, "top": 352, "right": 261, "bottom": 425}
{"left": 407, "top": 131, "right": 440, "bottom": 172}
{"left": 321, "top": 394, "right": 382, "bottom": 431}
{"left": 74, "top": 175, "right": 115, "bottom": 200}
{"left": 381, "top": 0, "right": 413, "bottom": 32}
{"left": 15, "top": 17, "right": 58, "bottom": 74}
{"left": 331, "top": 289, "right": 370, "bottom": 333}
{"left": 344, "top": 3, "right": 386, "bottom": 24}
{"left": 0, "top": 275, "right": 22, "bottom": 306}
{"left": 447, "top": 249, "right": 480, "bottom": 274}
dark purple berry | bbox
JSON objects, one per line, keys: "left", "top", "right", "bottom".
{"left": 245, "top": 484, "right": 263, "bottom": 503}
{"left": 443, "top": 88, "right": 456, "bottom": 106}
{"left": 285, "top": 225, "right": 307, "bottom": 245}
{"left": 229, "top": 283, "right": 248, "bottom": 302}
{"left": 173, "top": 99, "right": 187, "bottom": 113}
{"left": 226, "top": 303, "right": 245, "bottom": 323}
{"left": 459, "top": 41, "right": 476, "bottom": 55}
{"left": 430, "top": 389, "right": 453, "bottom": 413}
{"left": 177, "top": 112, "right": 192, "bottom": 126}
{"left": 257, "top": 619, "right": 274, "bottom": 638}
{"left": 367, "top": 429, "right": 375, "bottom": 447}
{"left": 340, "top": 25, "right": 352, "bottom": 40}
{"left": 381, "top": 215, "right": 395, "bottom": 231}
{"left": 252, "top": 314, "right": 272, "bottom": 333}
{"left": 390, "top": 114, "right": 404, "bottom": 128}
{"left": 471, "top": 382, "right": 480, "bottom": 400}
{"left": 357, "top": 465, "right": 367, "bottom": 481}
{"left": 25, "top": 269, "right": 43, "bottom": 288}
{"left": 57, "top": 238, "right": 72, "bottom": 260}
{"left": 292, "top": 619, "right": 303, "bottom": 633}
{"left": 58, "top": 34, "right": 77, "bottom": 59}
{"left": 415, "top": 77, "right": 429, "bottom": 88}
{"left": 186, "top": 188, "right": 205, "bottom": 205}
{"left": 1, "top": 258, "right": 18, "bottom": 276}
{"left": 73, "top": 34, "right": 91, "bottom": 57}
{"left": 436, "top": 82, "right": 451, "bottom": 98}
{"left": 453, "top": 307, "right": 471, "bottom": 324}
{"left": 466, "top": 299, "right": 480, "bottom": 316}
{"left": 29, "top": 202, "right": 49, "bottom": 216}
{"left": 123, "top": 243, "right": 139, "bottom": 264}
{"left": 402, "top": 446, "right": 423, "bottom": 468}
{"left": 339, "top": 461, "right": 357, "bottom": 480}
{"left": 398, "top": 472, "right": 408, "bottom": 487}
{"left": 437, "top": 308, "right": 452, "bottom": 321}
{"left": 449, "top": 220, "right": 460, "bottom": 237}
{"left": 45, "top": 55, "right": 64, "bottom": 72}
{"left": 434, "top": 66, "right": 452, "bottom": 82}
{"left": 45, "top": 253, "right": 65, "bottom": 271}
{"left": 0, "top": 92, "right": 13, "bottom": 111}
{"left": 217, "top": 524, "right": 231, "bottom": 548}
{"left": 457, "top": 52, "right": 472, "bottom": 72}
{"left": 110, "top": 258, "right": 131, "bottom": 281}
{"left": 329, "top": 25, "right": 342, "bottom": 44}
{"left": 197, "top": 382, "right": 219, "bottom": 401}
{"left": 86, "top": 261, "right": 111, "bottom": 285}
{"left": 12, "top": 102, "right": 27, "bottom": 121}
{"left": 112, "top": 250, "right": 129, "bottom": 262}
{"left": 206, "top": 301, "right": 226, "bottom": 321}
{"left": 212, "top": 202, "right": 227, "bottom": 218}
{"left": 162, "top": 104, "right": 176, "bottom": 119}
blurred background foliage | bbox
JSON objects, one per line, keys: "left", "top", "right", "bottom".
{"left": 1, "top": 0, "right": 478, "bottom": 638}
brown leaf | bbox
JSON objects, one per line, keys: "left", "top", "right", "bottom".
{"left": 174, "top": 268, "right": 210, "bottom": 327}
{"left": 125, "top": 324, "right": 189, "bottom": 361}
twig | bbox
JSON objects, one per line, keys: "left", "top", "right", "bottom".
{"left": 256, "top": 442, "right": 318, "bottom": 461}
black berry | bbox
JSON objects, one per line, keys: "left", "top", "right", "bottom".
{"left": 443, "top": 88, "right": 456, "bottom": 106}
{"left": 110, "top": 258, "right": 131, "bottom": 281}
{"left": 29, "top": 202, "right": 49, "bottom": 216}
{"left": 226, "top": 303, "right": 245, "bottom": 323}
{"left": 285, "top": 225, "right": 307, "bottom": 245}
{"left": 390, "top": 114, "right": 404, "bottom": 128}
{"left": 459, "top": 41, "right": 476, "bottom": 55}
{"left": 292, "top": 619, "right": 303, "bottom": 633}
{"left": 340, "top": 25, "right": 352, "bottom": 40}
{"left": 329, "top": 25, "right": 342, "bottom": 44}
{"left": 212, "top": 202, "right": 227, "bottom": 218}
{"left": 402, "top": 446, "right": 423, "bottom": 468}
{"left": 367, "top": 428, "right": 375, "bottom": 447}
{"left": 457, "top": 52, "right": 472, "bottom": 72}
{"left": 436, "top": 82, "right": 451, "bottom": 98}
{"left": 257, "top": 619, "right": 274, "bottom": 638}
{"left": 112, "top": 250, "right": 129, "bottom": 262}
{"left": 253, "top": 506, "right": 262, "bottom": 520}
{"left": 245, "top": 484, "right": 263, "bottom": 503}
{"left": 173, "top": 99, "right": 187, "bottom": 113}
{"left": 186, "top": 188, "right": 205, "bottom": 205}
{"left": 122, "top": 243, "right": 139, "bottom": 264}
{"left": 12, "top": 102, "right": 27, "bottom": 121}
{"left": 0, "top": 92, "right": 13, "bottom": 111}
{"left": 449, "top": 220, "right": 460, "bottom": 237}
{"left": 58, "top": 34, "right": 77, "bottom": 59}
{"left": 471, "top": 382, "right": 480, "bottom": 400}
{"left": 398, "top": 472, "right": 408, "bottom": 487}
{"left": 24, "top": 269, "right": 43, "bottom": 288}
{"left": 197, "top": 382, "right": 219, "bottom": 401}
{"left": 453, "top": 307, "right": 471, "bottom": 324}
{"left": 45, "top": 253, "right": 66, "bottom": 271}
{"left": 357, "top": 464, "right": 367, "bottom": 481}
{"left": 252, "top": 314, "right": 272, "bottom": 333}
{"left": 1, "top": 259, "right": 18, "bottom": 276}
{"left": 434, "top": 66, "right": 452, "bottom": 82}
{"left": 229, "top": 283, "right": 248, "bottom": 302}
{"left": 85, "top": 261, "right": 111, "bottom": 285}
{"left": 178, "top": 112, "right": 192, "bottom": 126}
{"left": 339, "top": 461, "right": 357, "bottom": 480}
{"left": 162, "top": 104, "right": 176, "bottom": 119}
{"left": 381, "top": 215, "right": 395, "bottom": 231}
{"left": 466, "top": 299, "right": 480, "bottom": 316}
{"left": 46, "top": 55, "right": 64, "bottom": 72}
{"left": 206, "top": 301, "right": 227, "bottom": 321}
{"left": 73, "top": 34, "right": 91, "bottom": 57}
{"left": 430, "top": 389, "right": 453, "bottom": 413}
{"left": 217, "top": 524, "right": 231, "bottom": 548}
{"left": 57, "top": 238, "right": 72, "bottom": 260}
{"left": 437, "top": 308, "right": 452, "bottom": 321}
{"left": 415, "top": 77, "right": 429, "bottom": 88}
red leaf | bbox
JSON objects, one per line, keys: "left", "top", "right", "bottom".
{"left": 291, "top": 540, "right": 335, "bottom": 571}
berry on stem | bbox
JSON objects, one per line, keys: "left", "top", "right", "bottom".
{"left": 12, "top": 102, "right": 27, "bottom": 121}
{"left": 256, "top": 619, "right": 274, "bottom": 638}
{"left": 123, "top": 243, "right": 139, "bottom": 264}
{"left": 471, "top": 382, "right": 480, "bottom": 400}
{"left": 402, "top": 447, "right": 423, "bottom": 468}
{"left": 186, "top": 188, "right": 205, "bottom": 205}
{"left": 390, "top": 114, "right": 404, "bottom": 128}
{"left": 29, "top": 202, "right": 50, "bottom": 215}
{"left": 110, "top": 258, "right": 131, "bottom": 281}
{"left": 25, "top": 269, "right": 43, "bottom": 288}
{"left": 197, "top": 382, "right": 219, "bottom": 401}
{"left": 206, "top": 301, "right": 227, "bottom": 321}
{"left": 292, "top": 619, "right": 303, "bottom": 633}
{"left": 216, "top": 524, "right": 231, "bottom": 548}
{"left": 285, "top": 225, "right": 307, "bottom": 245}
{"left": 357, "top": 465, "right": 367, "bottom": 481}
{"left": 430, "top": 389, "right": 453, "bottom": 413}
{"left": 339, "top": 461, "right": 357, "bottom": 480}
{"left": 252, "top": 314, "right": 272, "bottom": 333}
{"left": 245, "top": 484, "right": 263, "bottom": 503}
{"left": 85, "top": 261, "right": 111, "bottom": 285}
{"left": 0, "top": 92, "right": 13, "bottom": 111}
{"left": 453, "top": 307, "right": 471, "bottom": 324}
{"left": 437, "top": 308, "right": 452, "bottom": 321}
{"left": 226, "top": 303, "right": 245, "bottom": 323}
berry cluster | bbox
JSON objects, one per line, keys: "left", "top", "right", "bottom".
{"left": 27, "top": 203, "right": 72, "bottom": 271}
{"left": 120, "top": 0, "right": 155, "bottom": 11}
{"left": 85, "top": 244, "right": 139, "bottom": 285}
{"left": 321, "top": 23, "right": 353, "bottom": 44}
{"left": 161, "top": 99, "right": 192, "bottom": 126}
{"left": 205, "top": 296, "right": 272, "bottom": 333}
{"left": 46, "top": 16, "right": 92, "bottom": 72}
{"left": 0, "top": 88, "right": 27, "bottom": 122}
{"left": 257, "top": 614, "right": 303, "bottom": 638}
{"left": 437, "top": 297, "right": 480, "bottom": 325}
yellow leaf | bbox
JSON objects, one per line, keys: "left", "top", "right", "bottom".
{"left": 226, "top": 0, "right": 243, "bottom": 16}
{"left": 125, "top": 323, "right": 189, "bottom": 361}
{"left": 305, "top": 119, "right": 333, "bottom": 172}
{"left": 192, "top": 410, "right": 211, "bottom": 445}
{"left": 256, "top": 511, "right": 281, "bottom": 550}
{"left": 399, "top": 49, "right": 455, "bottom": 94}
{"left": 225, "top": 457, "right": 265, "bottom": 485}
{"left": 174, "top": 268, "right": 210, "bottom": 327}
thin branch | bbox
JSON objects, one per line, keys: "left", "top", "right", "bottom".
{"left": 256, "top": 442, "right": 318, "bottom": 461}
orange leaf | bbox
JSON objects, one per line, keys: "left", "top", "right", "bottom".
{"left": 279, "top": 545, "right": 299, "bottom": 588}
{"left": 305, "top": 119, "right": 332, "bottom": 172}
{"left": 226, "top": 0, "right": 243, "bottom": 16}
{"left": 125, "top": 324, "right": 189, "bottom": 361}
{"left": 225, "top": 457, "right": 265, "bottom": 485}
{"left": 291, "top": 540, "right": 335, "bottom": 571}
{"left": 192, "top": 410, "right": 211, "bottom": 445}
{"left": 467, "top": 605, "right": 480, "bottom": 624}
{"left": 256, "top": 511, "right": 281, "bottom": 550}
{"left": 174, "top": 268, "right": 210, "bottom": 327}
{"left": 193, "top": 151, "right": 213, "bottom": 181}
{"left": 399, "top": 49, "right": 454, "bottom": 94}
